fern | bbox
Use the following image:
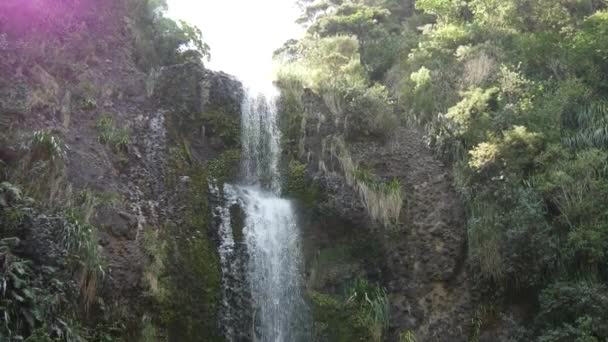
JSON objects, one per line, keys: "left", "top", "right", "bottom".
{"left": 0, "top": 182, "right": 22, "bottom": 207}
{"left": 0, "top": 238, "right": 37, "bottom": 340}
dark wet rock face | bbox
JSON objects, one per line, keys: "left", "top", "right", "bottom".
{"left": 283, "top": 91, "right": 473, "bottom": 342}
{"left": 1, "top": 39, "right": 243, "bottom": 337}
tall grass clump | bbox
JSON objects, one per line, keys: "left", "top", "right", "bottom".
{"left": 17, "top": 130, "right": 68, "bottom": 206}
{"left": 96, "top": 114, "right": 130, "bottom": 153}
{"left": 467, "top": 199, "right": 505, "bottom": 283}
{"left": 63, "top": 213, "right": 104, "bottom": 313}
{"left": 400, "top": 330, "right": 417, "bottom": 342}
{"left": 345, "top": 278, "right": 390, "bottom": 342}
{"left": 62, "top": 193, "right": 105, "bottom": 314}
{"left": 562, "top": 102, "right": 608, "bottom": 150}
{"left": 142, "top": 226, "right": 167, "bottom": 300}
{"left": 354, "top": 168, "right": 403, "bottom": 229}
{"left": 330, "top": 137, "right": 403, "bottom": 228}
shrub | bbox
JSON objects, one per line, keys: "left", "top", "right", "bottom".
{"left": 343, "top": 83, "right": 399, "bottom": 140}
{"left": 127, "top": 0, "right": 210, "bottom": 71}
{"left": 536, "top": 281, "right": 608, "bottom": 341}
{"left": 468, "top": 185, "right": 557, "bottom": 290}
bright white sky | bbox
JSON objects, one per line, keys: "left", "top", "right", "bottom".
{"left": 167, "top": 0, "right": 303, "bottom": 92}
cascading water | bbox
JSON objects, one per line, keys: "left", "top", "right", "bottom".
{"left": 214, "top": 89, "right": 310, "bottom": 342}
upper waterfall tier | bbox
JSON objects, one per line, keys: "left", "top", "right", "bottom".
{"left": 240, "top": 92, "right": 282, "bottom": 193}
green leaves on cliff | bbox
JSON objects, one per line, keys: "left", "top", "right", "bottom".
{"left": 96, "top": 114, "right": 130, "bottom": 154}
{"left": 310, "top": 279, "right": 389, "bottom": 342}
{"left": 281, "top": 0, "right": 608, "bottom": 340}
{"left": 128, "top": 0, "right": 210, "bottom": 70}
{"left": 408, "top": 1, "right": 608, "bottom": 340}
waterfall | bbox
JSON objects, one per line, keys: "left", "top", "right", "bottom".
{"left": 214, "top": 89, "right": 310, "bottom": 342}
{"left": 241, "top": 93, "right": 282, "bottom": 192}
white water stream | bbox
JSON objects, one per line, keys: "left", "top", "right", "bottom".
{"left": 214, "top": 91, "right": 310, "bottom": 342}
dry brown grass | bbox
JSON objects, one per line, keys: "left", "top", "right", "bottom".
{"left": 329, "top": 136, "right": 403, "bottom": 228}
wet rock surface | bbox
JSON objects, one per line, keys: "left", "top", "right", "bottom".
{"left": 290, "top": 92, "right": 473, "bottom": 341}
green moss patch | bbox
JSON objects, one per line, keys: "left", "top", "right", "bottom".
{"left": 200, "top": 110, "right": 240, "bottom": 148}
{"left": 282, "top": 159, "right": 320, "bottom": 207}
{"left": 208, "top": 149, "right": 241, "bottom": 185}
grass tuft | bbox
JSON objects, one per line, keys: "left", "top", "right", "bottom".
{"left": 330, "top": 137, "right": 403, "bottom": 228}
{"left": 96, "top": 114, "right": 130, "bottom": 153}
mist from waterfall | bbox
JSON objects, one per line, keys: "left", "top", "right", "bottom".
{"left": 214, "top": 88, "right": 310, "bottom": 342}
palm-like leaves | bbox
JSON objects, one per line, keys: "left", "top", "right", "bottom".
{"left": 563, "top": 102, "right": 608, "bottom": 149}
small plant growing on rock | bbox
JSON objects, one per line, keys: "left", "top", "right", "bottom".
{"left": 346, "top": 278, "right": 390, "bottom": 342}
{"left": 28, "top": 130, "right": 67, "bottom": 163}
{"left": 96, "top": 114, "right": 130, "bottom": 153}
{"left": 399, "top": 330, "right": 417, "bottom": 342}
{"left": 62, "top": 212, "right": 105, "bottom": 313}
{"left": 17, "top": 130, "right": 68, "bottom": 206}
{"left": 330, "top": 137, "right": 403, "bottom": 229}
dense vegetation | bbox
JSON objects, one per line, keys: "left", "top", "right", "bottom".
{"left": 3, "top": 0, "right": 608, "bottom": 340}
{"left": 276, "top": 0, "right": 608, "bottom": 340}
{"left": 0, "top": 0, "right": 217, "bottom": 340}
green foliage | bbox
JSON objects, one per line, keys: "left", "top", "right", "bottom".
{"left": 139, "top": 315, "right": 162, "bottom": 342}
{"left": 28, "top": 131, "right": 67, "bottom": 163}
{"left": 96, "top": 114, "right": 130, "bottom": 153}
{"left": 275, "top": 74, "right": 306, "bottom": 156}
{"left": 306, "top": 2, "right": 400, "bottom": 79}
{"left": 200, "top": 110, "right": 241, "bottom": 148}
{"left": 276, "top": 34, "right": 398, "bottom": 138}
{"left": 287, "top": 2, "right": 608, "bottom": 338}
{"left": 207, "top": 149, "right": 241, "bottom": 185}
{"left": 62, "top": 210, "right": 105, "bottom": 314}
{"left": 127, "top": 0, "right": 210, "bottom": 71}
{"left": 0, "top": 238, "right": 39, "bottom": 340}
{"left": 536, "top": 281, "right": 608, "bottom": 341}
{"left": 0, "top": 183, "right": 108, "bottom": 341}
{"left": 343, "top": 83, "right": 399, "bottom": 139}
{"left": 153, "top": 144, "right": 222, "bottom": 341}
{"left": 399, "top": 330, "right": 417, "bottom": 342}
{"left": 562, "top": 102, "right": 608, "bottom": 150}
{"left": 416, "top": 0, "right": 462, "bottom": 21}
{"left": 13, "top": 130, "right": 68, "bottom": 207}
{"left": 468, "top": 183, "right": 558, "bottom": 290}
{"left": 283, "top": 159, "right": 319, "bottom": 206}
{"left": 309, "top": 278, "right": 389, "bottom": 342}
{"left": 329, "top": 138, "right": 403, "bottom": 228}
{"left": 381, "top": 0, "right": 608, "bottom": 337}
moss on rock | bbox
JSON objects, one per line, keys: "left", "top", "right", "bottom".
{"left": 282, "top": 159, "right": 320, "bottom": 207}
{"left": 208, "top": 149, "right": 241, "bottom": 185}
{"left": 200, "top": 110, "right": 241, "bottom": 148}
{"left": 151, "top": 149, "right": 223, "bottom": 341}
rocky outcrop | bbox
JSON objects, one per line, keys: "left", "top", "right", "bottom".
{"left": 1, "top": 30, "right": 243, "bottom": 338}
{"left": 284, "top": 91, "right": 472, "bottom": 341}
